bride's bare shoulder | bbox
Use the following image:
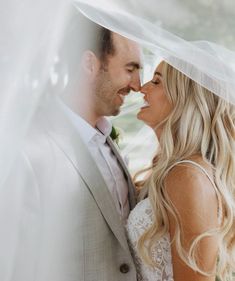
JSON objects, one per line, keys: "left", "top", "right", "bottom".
{"left": 164, "top": 157, "right": 217, "bottom": 223}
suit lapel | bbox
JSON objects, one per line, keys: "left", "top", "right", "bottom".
{"left": 42, "top": 101, "right": 131, "bottom": 253}
{"left": 106, "top": 137, "right": 137, "bottom": 210}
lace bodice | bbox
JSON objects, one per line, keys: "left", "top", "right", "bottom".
{"left": 126, "top": 198, "right": 174, "bottom": 281}
{"left": 126, "top": 160, "right": 222, "bottom": 281}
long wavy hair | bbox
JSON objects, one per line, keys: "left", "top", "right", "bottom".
{"left": 137, "top": 61, "right": 235, "bottom": 280}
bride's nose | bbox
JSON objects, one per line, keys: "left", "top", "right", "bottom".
{"left": 140, "top": 82, "right": 149, "bottom": 95}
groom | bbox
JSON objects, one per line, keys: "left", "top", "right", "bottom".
{"left": 6, "top": 6, "right": 142, "bottom": 281}
{"left": 49, "top": 9, "right": 142, "bottom": 280}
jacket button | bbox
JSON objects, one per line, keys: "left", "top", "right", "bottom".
{"left": 120, "top": 263, "right": 129, "bottom": 273}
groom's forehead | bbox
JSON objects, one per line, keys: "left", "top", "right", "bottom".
{"left": 112, "top": 32, "right": 139, "bottom": 53}
{"left": 111, "top": 32, "right": 142, "bottom": 65}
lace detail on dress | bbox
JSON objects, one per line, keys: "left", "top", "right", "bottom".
{"left": 126, "top": 160, "right": 222, "bottom": 281}
{"left": 126, "top": 198, "right": 174, "bottom": 281}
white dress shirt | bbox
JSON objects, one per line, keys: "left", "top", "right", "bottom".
{"left": 60, "top": 102, "right": 130, "bottom": 222}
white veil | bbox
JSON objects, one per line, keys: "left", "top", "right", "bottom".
{"left": 73, "top": 0, "right": 235, "bottom": 173}
{"left": 74, "top": 0, "right": 235, "bottom": 105}
{"left": 0, "top": 0, "right": 235, "bottom": 279}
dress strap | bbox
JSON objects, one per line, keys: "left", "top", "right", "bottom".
{"left": 168, "top": 160, "right": 223, "bottom": 224}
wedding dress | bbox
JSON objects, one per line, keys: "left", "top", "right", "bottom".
{"left": 126, "top": 160, "right": 222, "bottom": 281}
{"left": 126, "top": 197, "right": 174, "bottom": 281}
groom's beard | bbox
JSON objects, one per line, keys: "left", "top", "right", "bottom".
{"left": 94, "top": 69, "right": 130, "bottom": 117}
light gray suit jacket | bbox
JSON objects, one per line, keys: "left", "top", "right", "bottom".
{"left": 7, "top": 99, "right": 137, "bottom": 281}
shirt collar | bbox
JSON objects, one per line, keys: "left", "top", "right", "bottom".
{"left": 96, "top": 117, "right": 112, "bottom": 138}
{"left": 58, "top": 99, "right": 112, "bottom": 144}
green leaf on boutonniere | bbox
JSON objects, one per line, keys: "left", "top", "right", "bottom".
{"left": 110, "top": 126, "right": 120, "bottom": 145}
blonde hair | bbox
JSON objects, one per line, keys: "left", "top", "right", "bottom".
{"left": 137, "top": 62, "right": 235, "bottom": 280}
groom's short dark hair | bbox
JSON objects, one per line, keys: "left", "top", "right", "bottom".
{"left": 59, "top": 6, "right": 115, "bottom": 69}
{"left": 99, "top": 28, "right": 115, "bottom": 62}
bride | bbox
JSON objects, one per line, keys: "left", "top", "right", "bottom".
{"left": 126, "top": 61, "right": 235, "bottom": 281}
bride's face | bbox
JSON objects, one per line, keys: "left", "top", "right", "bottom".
{"left": 137, "top": 62, "right": 173, "bottom": 132}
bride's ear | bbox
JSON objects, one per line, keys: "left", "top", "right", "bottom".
{"left": 81, "top": 50, "right": 100, "bottom": 79}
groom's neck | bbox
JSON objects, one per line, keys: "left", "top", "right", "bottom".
{"left": 63, "top": 98, "right": 99, "bottom": 128}
{"left": 77, "top": 108, "right": 99, "bottom": 128}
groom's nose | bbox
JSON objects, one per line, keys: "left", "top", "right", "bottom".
{"left": 129, "top": 72, "right": 141, "bottom": 92}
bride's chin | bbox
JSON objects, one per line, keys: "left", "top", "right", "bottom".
{"left": 137, "top": 114, "right": 150, "bottom": 128}
{"left": 137, "top": 111, "right": 144, "bottom": 121}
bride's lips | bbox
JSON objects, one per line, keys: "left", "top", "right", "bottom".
{"left": 140, "top": 100, "right": 150, "bottom": 109}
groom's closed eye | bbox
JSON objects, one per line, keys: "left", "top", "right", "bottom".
{"left": 126, "top": 62, "right": 142, "bottom": 72}
{"left": 126, "top": 67, "right": 135, "bottom": 73}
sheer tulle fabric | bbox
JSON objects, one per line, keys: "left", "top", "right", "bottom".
{"left": 0, "top": 0, "right": 235, "bottom": 280}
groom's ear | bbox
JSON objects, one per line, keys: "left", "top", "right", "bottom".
{"left": 81, "top": 50, "right": 100, "bottom": 79}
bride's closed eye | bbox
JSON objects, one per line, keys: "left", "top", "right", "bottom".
{"left": 151, "top": 78, "right": 160, "bottom": 85}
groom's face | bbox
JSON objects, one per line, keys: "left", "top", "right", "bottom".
{"left": 94, "top": 33, "right": 142, "bottom": 116}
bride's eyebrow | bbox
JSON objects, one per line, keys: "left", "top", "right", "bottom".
{"left": 154, "top": 71, "right": 162, "bottom": 77}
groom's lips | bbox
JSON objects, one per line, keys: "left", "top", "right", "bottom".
{"left": 117, "top": 93, "right": 125, "bottom": 103}
{"left": 117, "top": 93, "right": 127, "bottom": 104}
{"left": 117, "top": 88, "right": 131, "bottom": 104}
{"left": 118, "top": 88, "right": 131, "bottom": 96}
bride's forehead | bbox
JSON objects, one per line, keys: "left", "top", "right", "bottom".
{"left": 154, "top": 61, "right": 164, "bottom": 74}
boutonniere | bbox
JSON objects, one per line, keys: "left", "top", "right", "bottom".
{"left": 110, "top": 126, "right": 122, "bottom": 146}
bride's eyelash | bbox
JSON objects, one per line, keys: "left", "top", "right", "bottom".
{"left": 151, "top": 80, "right": 160, "bottom": 85}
